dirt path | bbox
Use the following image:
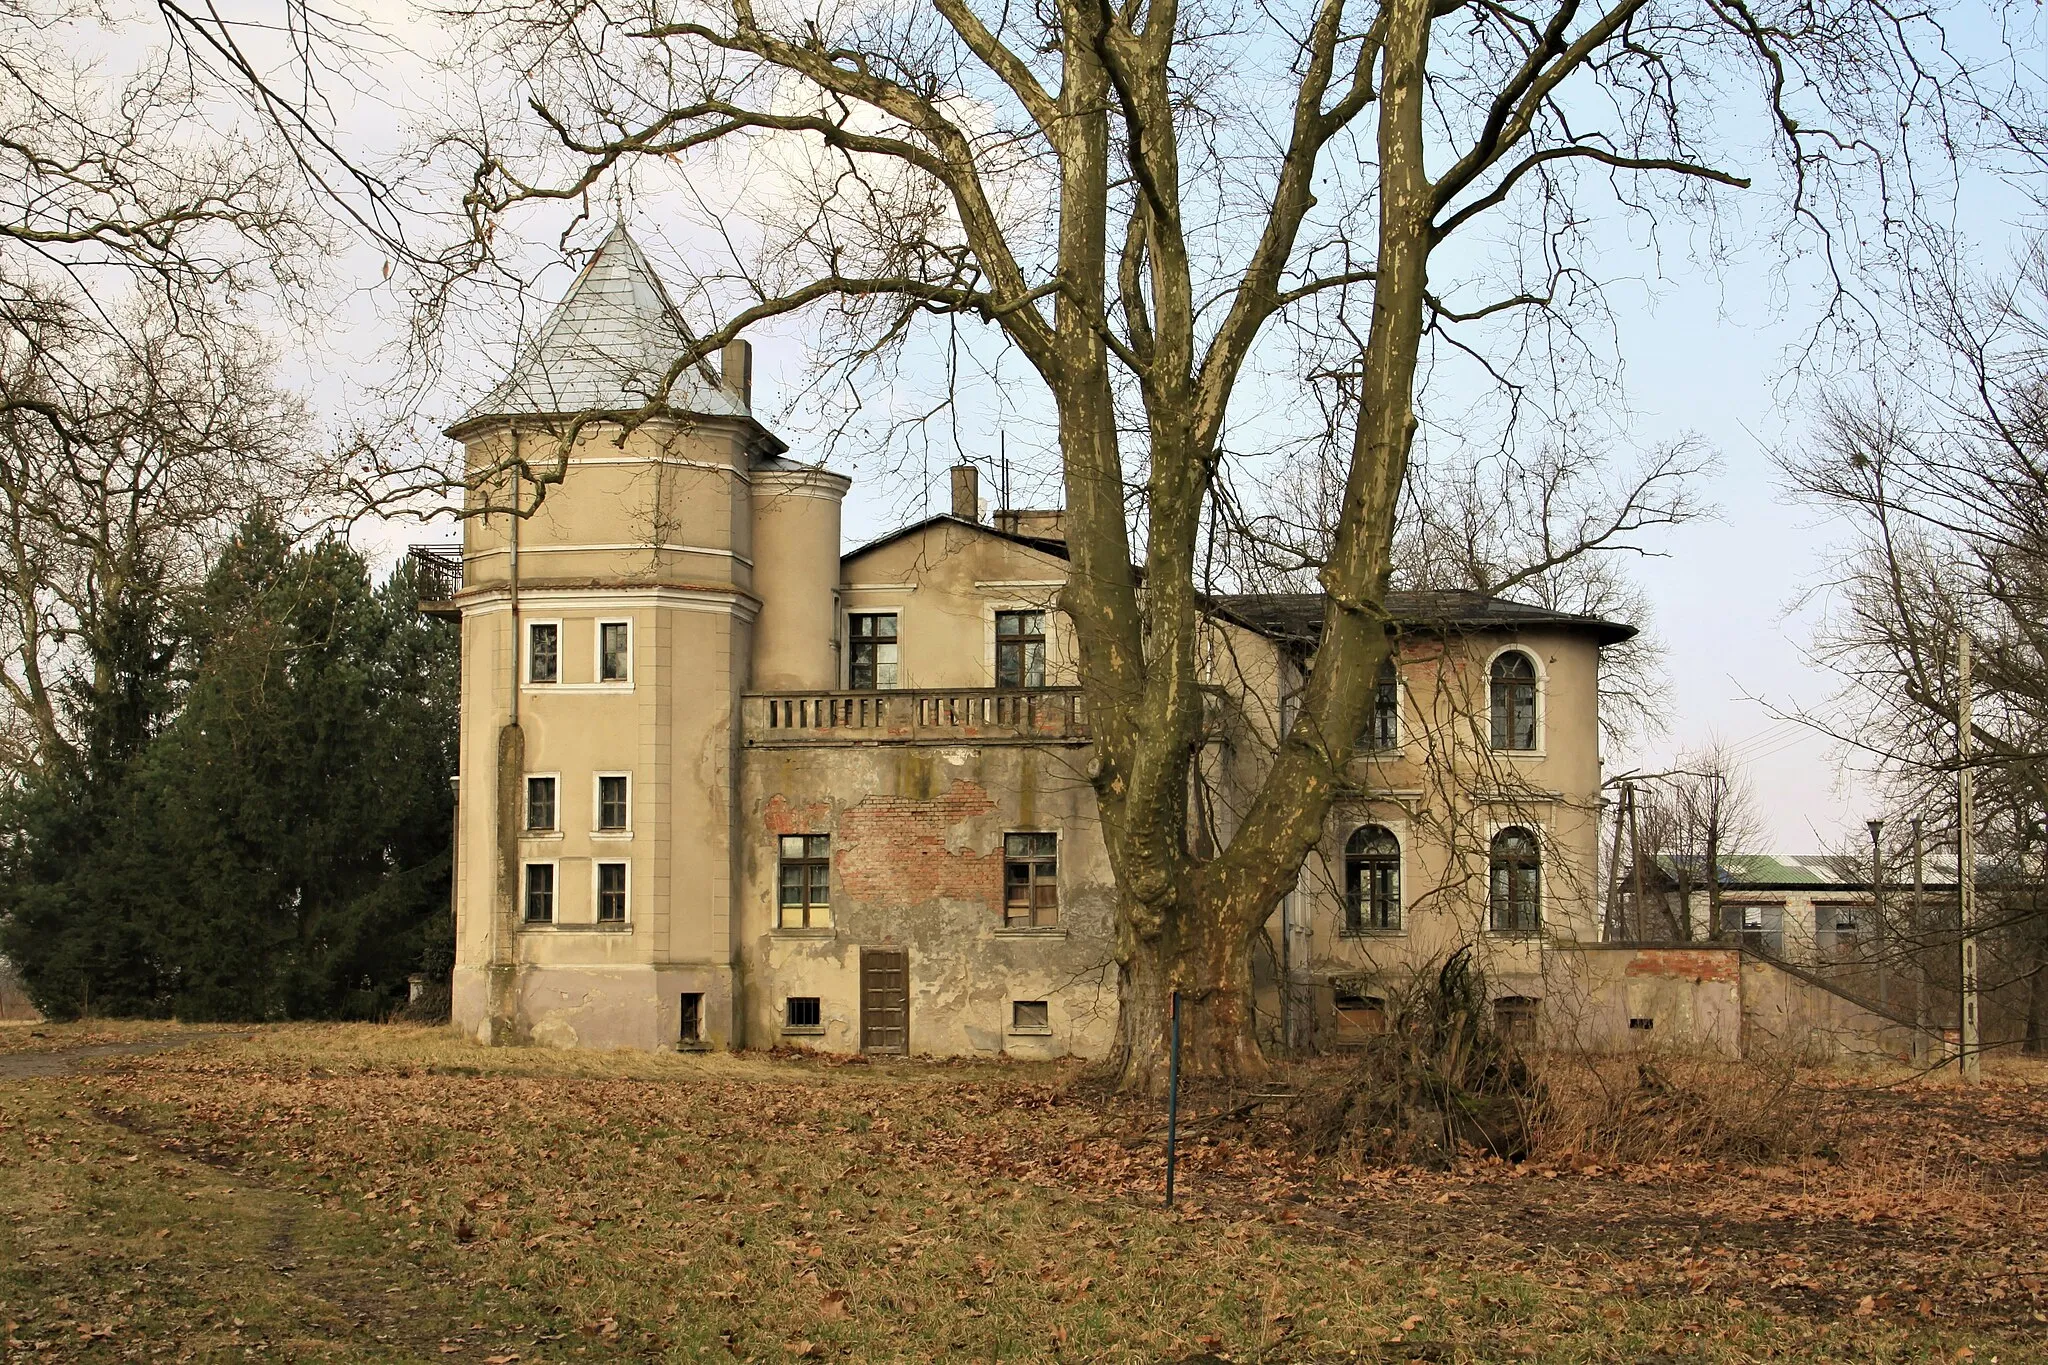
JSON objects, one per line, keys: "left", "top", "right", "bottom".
{"left": 0, "top": 1030, "right": 249, "bottom": 1078}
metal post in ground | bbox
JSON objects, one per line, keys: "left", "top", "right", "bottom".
{"left": 1165, "top": 989, "right": 1181, "bottom": 1208}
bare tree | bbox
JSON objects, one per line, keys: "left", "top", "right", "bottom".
{"left": 1614, "top": 747, "right": 1763, "bottom": 941}
{"left": 405, "top": 0, "right": 1993, "bottom": 1089}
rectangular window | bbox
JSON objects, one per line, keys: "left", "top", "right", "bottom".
{"left": 597, "top": 774, "right": 630, "bottom": 832}
{"left": 525, "top": 775, "right": 557, "bottom": 832}
{"left": 1011, "top": 1000, "right": 1050, "bottom": 1032}
{"left": 523, "top": 863, "right": 555, "bottom": 923}
{"left": 995, "top": 610, "right": 1047, "bottom": 689}
{"left": 778, "top": 834, "right": 832, "bottom": 928}
{"left": 1003, "top": 832, "right": 1059, "bottom": 927}
{"left": 678, "top": 993, "right": 703, "bottom": 1043}
{"left": 528, "top": 621, "right": 559, "bottom": 684}
{"left": 596, "top": 861, "right": 628, "bottom": 922}
{"left": 785, "top": 996, "right": 822, "bottom": 1030}
{"left": 848, "top": 613, "right": 899, "bottom": 689}
{"left": 598, "top": 620, "right": 631, "bottom": 682}
{"left": 1363, "top": 661, "right": 1400, "bottom": 750}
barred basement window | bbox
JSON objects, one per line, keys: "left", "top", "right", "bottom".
{"left": 523, "top": 863, "right": 555, "bottom": 923}
{"left": 778, "top": 835, "right": 831, "bottom": 928}
{"left": 785, "top": 996, "right": 822, "bottom": 1029}
{"left": 1003, "top": 833, "right": 1059, "bottom": 927}
{"left": 525, "top": 776, "right": 557, "bottom": 832}
{"left": 596, "top": 861, "right": 628, "bottom": 922}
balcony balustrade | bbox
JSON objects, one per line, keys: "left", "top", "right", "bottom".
{"left": 742, "top": 687, "right": 1089, "bottom": 746}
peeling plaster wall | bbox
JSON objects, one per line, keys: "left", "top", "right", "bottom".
{"left": 737, "top": 744, "right": 1118, "bottom": 1059}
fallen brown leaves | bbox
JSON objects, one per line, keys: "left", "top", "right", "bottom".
{"left": 2, "top": 1025, "right": 2042, "bottom": 1363}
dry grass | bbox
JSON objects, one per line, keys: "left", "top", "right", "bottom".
{"left": 1, "top": 1025, "right": 2041, "bottom": 1363}
{"left": 1530, "top": 1050, "right": 1825, "bottom": 1166}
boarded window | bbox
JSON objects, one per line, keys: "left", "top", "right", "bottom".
{"left": 596, "top": 862, "right": 628, "bottom": 922}
{"left": 785, "top": 996, "right": 822, "bottom": 1030}
{"left": 523, "top": 863, "right": 555, "bottom": 923}
{"left": 1343, "top": 825, "right": 1401, "bottom": 931}
{"left": 778, "top": 835, "right": 831, "bottom": 928}
{"left": 995, "top": 610, "right": 1047, "bottom": 688}
{"left": 1489, "top": 827, "right": 1541, "bottom": 933}
{"left": 597, "top": 775, "right": 629, "bottom": 831}
{"left": 1495, "top": 996, "right": 1540, "bottom": 1047}
{"left": 848, "top": 613, "right": 899, "bottom": 689}
{"left": 528, "top": 621, "right": 559, "bottom": 684}
{"left": 599, "top": 621, "right": 631, "bottom": 681}
{"left": 525, "top": 776, "right": 556, "bottom": 832}
{"left": 1011, "top": 1000, "right": 1050, "bottom": 1032}
{"left": 1333, "top": 992, "right": 1387, "bottom": 1045}
{"left": 1003, "top": 832, "right": 1059, "bottom": 927}
{"left": 1489, "top": 651, "right": 1538, "bottom": 750}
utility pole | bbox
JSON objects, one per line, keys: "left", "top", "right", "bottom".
{"left": 1628, "top": 783, "right": 1647, "bottom": 942}
{"left": 1868, "top": 817, "right": 1887, "bottom": 1015}
{"left": 1705, "top": 773, "right": 1724, "bottom": 943}
{"left": 1959, "top": 630, "right": 1981, "bottom": 1082}
{"left": 1912, "top": 816, "right": 1928, "bottom": 1065}
{"left": 1604, "top": 790, "right": 1627, "bottom": 940}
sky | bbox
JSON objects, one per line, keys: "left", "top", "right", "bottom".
{"left": 152, "top": 0, "right": 2041, "bottom": 852}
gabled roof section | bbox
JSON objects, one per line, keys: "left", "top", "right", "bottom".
{"left": 451, "top": 226, "right": 754, "bottom": 432}
{"left": 1650, "top": 851, "right": 1964, "bottom": 890}
{"left": 1216, "top": 590, "right": 1637, "bottom": 647}
{"left": 841, "top": 513, "right": 1072, "bottom": 566}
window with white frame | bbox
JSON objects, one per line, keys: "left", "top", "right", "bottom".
{"left": 596, "top": 774, "right": 630, "bottom": 833}
{"left": 1489, "top": 651, "right": 1539, "bottom": 750}
{"left": 778, "top": 835, "right": 831, "bottom": 928}
{"left": 525, "top": 775, "right": 557, "bottom": 832}
{"left": 523, "top": 862, "right": 556, "bottom": 923}
{"left": 595, "top": 861, "right": 629, "bottom": 923}
{"left": 1003, "top": 833, "right": 1059, "bottom": 927}
{"left": 598, "top": 620, "right": 631, "bottom": 682}
{"left": 527, "top": 621, "right": 560, "bottom": 684}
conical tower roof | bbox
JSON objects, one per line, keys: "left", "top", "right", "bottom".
{"left": 453, "top": 227, "right": 750, "bottom": 428}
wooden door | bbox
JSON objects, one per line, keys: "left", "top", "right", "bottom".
{"left": 860, "top": 949, "right": 908, "bottom": 1055}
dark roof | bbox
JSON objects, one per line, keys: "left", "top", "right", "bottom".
{"left": 1215, "top": 590, "right": 1637, "bottom": 647}
{"left": 842, "top": 513, "right": 1071, "bottom": 565}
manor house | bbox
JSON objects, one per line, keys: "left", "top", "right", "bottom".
{"left": 435, "top": 229, "right": 1634, "bottom": 1057}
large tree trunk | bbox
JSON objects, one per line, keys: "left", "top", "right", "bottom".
{"left": 1111, "top": 892, "right": 1268, "bottom": 1096}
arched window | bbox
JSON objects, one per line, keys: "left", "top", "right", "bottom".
{"left": 1489, "top": 650, "right": 1539, "bottom": 750}
{"left": 1489, "top": 826, "right": 1541, "bottom": 933}
{"left": 1344, "top": 825, "right": 1401, "bottom": 932}
{"left": 1361, "top": 659, "right": 1400, "bottom": 751}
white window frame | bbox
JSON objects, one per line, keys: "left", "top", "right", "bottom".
{"left": 592, "top": 858, "right": 631, "bottom": 926}
{"left": 592, "top": 771, "right": 632, "bottom": 839}
{"left": 525, "top": 618, "right": 564, "bottom": 685}
{"left": 594, "top": 618, "right": 633, "bottom": 686}
{"left": 521, "top": 858, "right": 560, "bottom": 926}
{"left": 522, "top": 771, "right": 562, "bottom": 837}
{"left": 1482, "top": 644, "right": 1546, "bottom": 757}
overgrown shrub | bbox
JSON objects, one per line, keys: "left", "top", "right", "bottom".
{"left": 1534, "top": 1050, "right": 1828, "bottom": 1165}
{"left": 1292, "top": 947, "right": 1538, "bottom": 1165}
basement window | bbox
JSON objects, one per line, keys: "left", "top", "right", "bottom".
{"left": 1495, "top": 996, "right": 1541, "bottom": 1047}
{"left": 1628, "top": 1017, "right": 1655, "bottom": 1031}
{"left": 1010, "top": 1000, "right": 1051, "bottom": 1034}
{"left": 784, "top": 996, "right": 823, "bottom": 1032}
{"left": 678, "top": 993, "right": 703, "bottom": 1044}
{"left": 1333, "top": 992, "right": 1387, "bottom": 1045}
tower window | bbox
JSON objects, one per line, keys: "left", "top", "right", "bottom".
{"left": 848, "top": 613, "right": 899, "bottom": 689}
{"left": 528, "top": 621, "right": 560, "bottom": 684}
{"left": 596, "top": 861, "right": 628, "bottom": 922}
{"left": 1489, "top": 650, "right": 1538, "bottom": 750}
{"left": 597, "top": 774, "right": 630, "bottom": 832}
{"left": 525, "top": 775, "right": 557, "bottom": 832}
{"left": 523, "top": 863, "right": 556, "bottom": 923}
{"left": 598, "top": 620, "right": 631, "bottom": 682}
{"left": 995, "top": 610, "right": 1047, "bottom": 688}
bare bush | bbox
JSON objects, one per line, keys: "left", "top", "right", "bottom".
{"left": 1534, "top": 1051, "right": 1828, "bottom": 1166}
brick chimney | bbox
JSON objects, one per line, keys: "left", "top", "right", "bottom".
{"left": 949, "top": 464, "right": 979, "bottom": 522}
{"left": 720, "top": 339, "right": 752, "bottom": 408}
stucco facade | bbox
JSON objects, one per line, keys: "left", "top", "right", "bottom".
{"left": 442, "top": 230, "right": 1638, "bottom": 1056}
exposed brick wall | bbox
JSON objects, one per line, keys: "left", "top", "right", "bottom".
{"left": 762, "top": 794, "right": 834, "bottom": 836}
{"left": 1624, "top": 948, "right": 1740, "bottom": 983}
{"left": 835, "top": 780, "right": 1003, "bottom": 906}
